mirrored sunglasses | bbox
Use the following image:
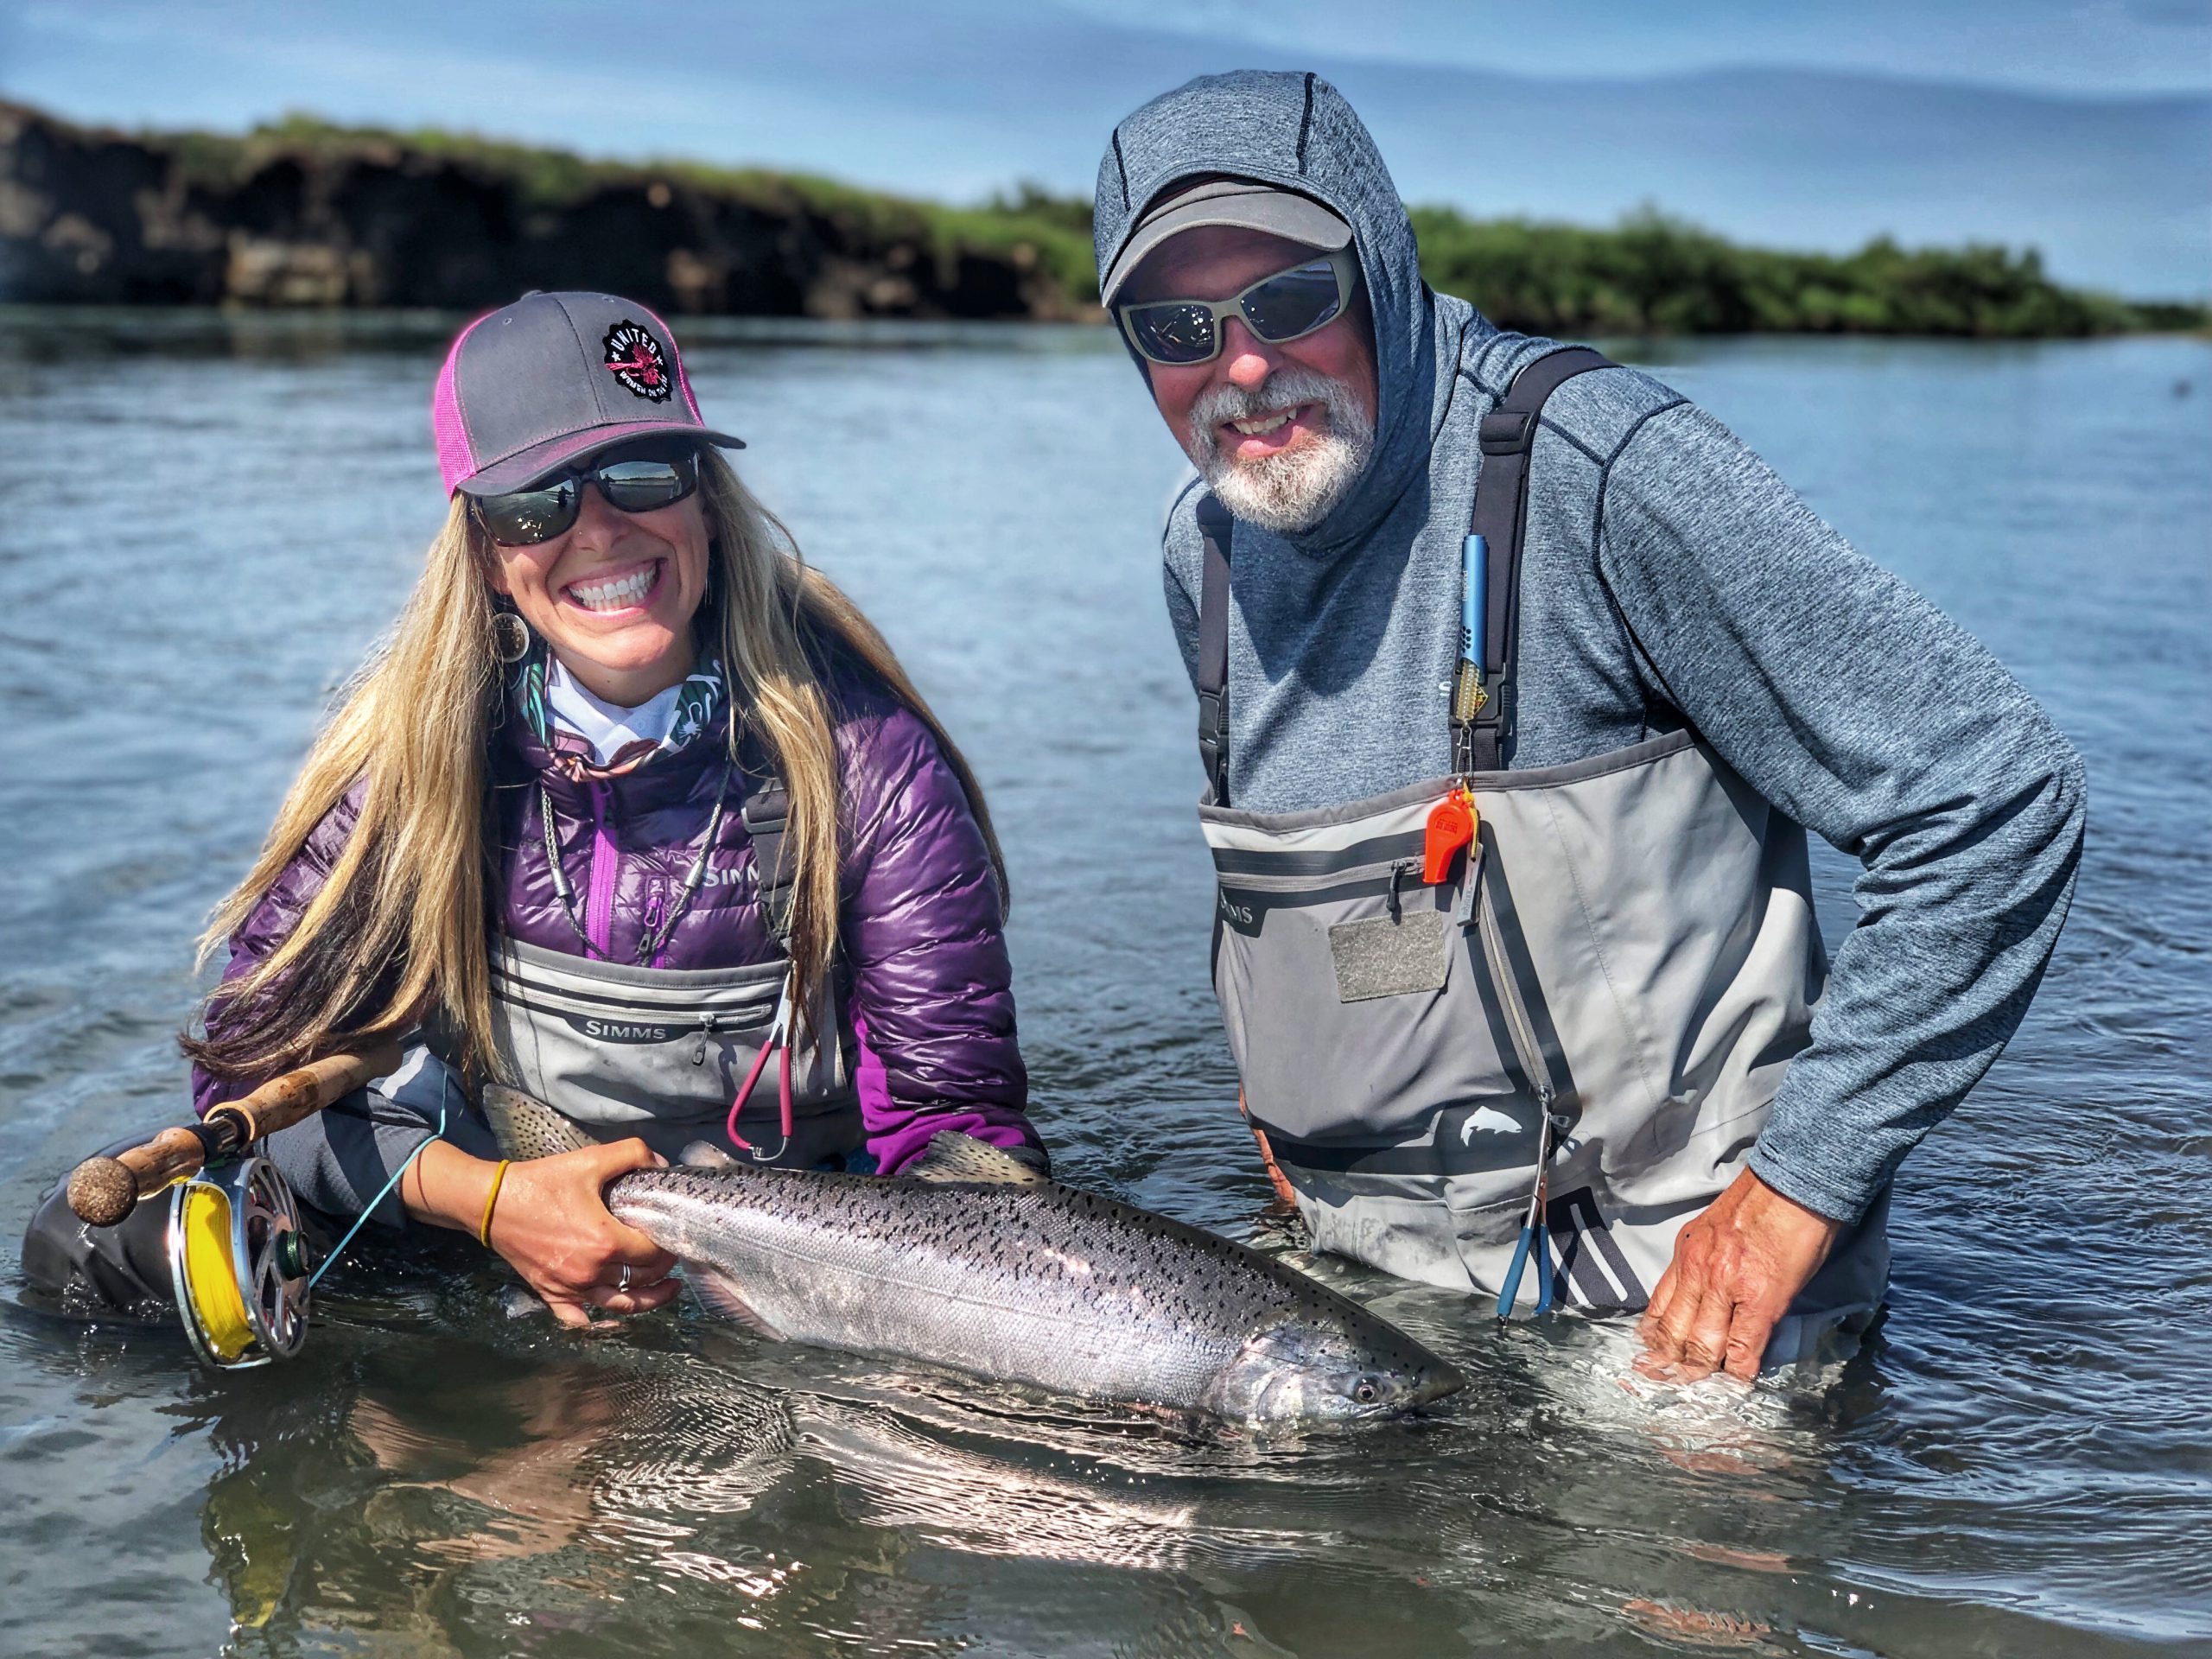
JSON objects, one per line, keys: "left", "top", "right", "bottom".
{"left": 1117, "top": 249, "right": 1357, "bottom": 367}
{"left": 472, "top": 445, "right": 702, "bottom": 546}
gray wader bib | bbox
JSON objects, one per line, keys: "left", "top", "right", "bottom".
{"left": 1197, "top": 349, "right": 1887, "bottom": 1363}
{"left": 484, "top": 772, "right": 862, "bottom": 1169}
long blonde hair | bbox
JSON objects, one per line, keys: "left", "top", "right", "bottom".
{"left": 183, "top": 449, "right": 1005, "bottom": 1084}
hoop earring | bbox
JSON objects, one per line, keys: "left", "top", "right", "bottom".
{"left": 492, "top": 609, "right": 531, "bottom": 665}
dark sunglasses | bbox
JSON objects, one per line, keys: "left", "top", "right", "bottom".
{"left": 1117, "top": 249, "right": 1357, "bottom": 366}
{"left": 472, "top": 445, "right": 701, "bottom": 546}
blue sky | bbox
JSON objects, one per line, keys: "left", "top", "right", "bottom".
{"left": 1066, "top": 0, "right": 2212, "bottom": 91}
{"left": 4, "top": 2, "right": 2207, "bottom": 295}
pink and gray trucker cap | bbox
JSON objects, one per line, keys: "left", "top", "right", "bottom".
{"left": 432, "top": 291, "right": 744, "bottom": 496}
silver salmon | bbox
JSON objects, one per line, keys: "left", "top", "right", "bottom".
{"left": 600, "top": 1144, "right": 1465, "bottom": 1430}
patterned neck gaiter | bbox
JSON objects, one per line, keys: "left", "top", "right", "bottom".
{"left": 512, "top": 648, "right": 725, "bottom": 782}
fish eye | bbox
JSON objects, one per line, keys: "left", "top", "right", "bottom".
{"left": 1353, "top": 1378, "right": 1379, "bottom": 1404}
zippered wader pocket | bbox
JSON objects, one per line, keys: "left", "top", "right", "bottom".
{"left": 486, "top": 934, "right": 859, "bottom": 1165}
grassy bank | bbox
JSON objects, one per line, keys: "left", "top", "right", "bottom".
{"left": 162, "top": 115, "right": 1104, "bottom": 310}
{"left": 75, "top": 112, "right": 2212, "bottom": 334}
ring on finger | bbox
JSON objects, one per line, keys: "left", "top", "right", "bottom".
{"left": 618, "top": 1264, "right": 632, "bottom": 1293}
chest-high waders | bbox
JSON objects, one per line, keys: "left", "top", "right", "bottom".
{"left": 16, "top": 760, "right": 867, "bottom": 1370}
{"left": 484, "top": 762, "right": 865, "bottom": 1170}
{"left": 1197, "top": 348, "right": 1888, "bottom": 1368}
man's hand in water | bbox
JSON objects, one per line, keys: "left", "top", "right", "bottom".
{"left": 1635, "top": 1168, "right": 1845, "bottom": 1383}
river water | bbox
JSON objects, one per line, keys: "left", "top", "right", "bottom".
{"left": 0, "top": 311, "right": 2204, "bottom": 1657}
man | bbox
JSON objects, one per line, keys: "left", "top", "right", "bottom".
{"left": 1095, "top": 72, "right": 2084, "bottom": 1380}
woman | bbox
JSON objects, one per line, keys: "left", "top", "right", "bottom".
{"left": 186, "top": 290, "right": 1044, "bottom": 1327}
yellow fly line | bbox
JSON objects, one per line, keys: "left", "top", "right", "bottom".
{"left": 178, "top": 1185, "right": 255, "bottom": 1363}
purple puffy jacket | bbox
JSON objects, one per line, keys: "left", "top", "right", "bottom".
{"left": 193, "top": 665, "right": 1039, "bottom": 1176}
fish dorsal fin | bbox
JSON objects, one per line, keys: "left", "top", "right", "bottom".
{"left": 686, "top": 1266, "right": 786, "bottom": 1339}
{"left": 902, "top": 1132, "right": 1049, "bottom": 1185}
{"left": 480, "top": 1084, "right": 595, "bottom": 1160}
{"left": 679, "top": 1140, "right": 741, "bottom": 1171}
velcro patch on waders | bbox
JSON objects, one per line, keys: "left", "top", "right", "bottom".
{"left": 1327, "top": 910, "right": 1452, "bottom": 1001}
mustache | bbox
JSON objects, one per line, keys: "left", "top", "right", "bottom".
{"left": 1186, "top": 368, "right": 1362, "bottom": 451}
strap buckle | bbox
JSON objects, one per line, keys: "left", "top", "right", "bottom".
{"left": 739, "top": 792, "right": 789, "bottom": 839}
{"left": 1479, "top": 409, "right": 1535, "bottom": 454}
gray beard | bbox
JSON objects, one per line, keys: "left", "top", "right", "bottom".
{"left": 1185, "top": 367, "right": 1376, "bottom": 536}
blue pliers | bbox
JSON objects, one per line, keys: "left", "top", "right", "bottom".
{"left": 1495, "top": 1095, "right": 1558, "bottom": 1319}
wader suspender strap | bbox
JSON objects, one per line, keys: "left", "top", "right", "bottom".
{"left": 1194, "top": 493, "right": 1236, "bottom": 805}
{"left": 1465, "top": 346, "right": 1615, "bottom": 772}
{"left": 738, "top": 767, "right": 798, "bottom": 955}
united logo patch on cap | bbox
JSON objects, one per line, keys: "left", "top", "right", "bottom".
{"left": 602, "top": 320, "right": 673, "bottom": 404}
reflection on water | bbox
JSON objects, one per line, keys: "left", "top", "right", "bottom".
{"left": 176, "top": 1290, "right": 1875, "bottom": 1655}
{"left": 0, "top": 313, "right": 2207, "bottom": 1656}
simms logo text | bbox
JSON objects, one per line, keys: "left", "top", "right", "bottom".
{"left": 564, "top": 1016, "right": 673, "bottom": 1043}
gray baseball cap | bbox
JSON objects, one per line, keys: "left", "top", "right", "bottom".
{"left": 433, "top": 290, "right": 744, "bottom": 496}
{"left": 1100, "top": 177, "right": 1354, "bottom": 306}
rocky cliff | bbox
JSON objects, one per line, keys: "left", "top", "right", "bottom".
{"left": 0, "top": 103, "right": 1094, "bottom": 320}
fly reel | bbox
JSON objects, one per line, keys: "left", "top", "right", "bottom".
{"left": 163, "top": 1156, "right": 311, "bottom": 1369}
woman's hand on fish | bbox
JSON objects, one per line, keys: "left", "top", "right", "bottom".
{"left": 406, "top": 1137, "right": 681, "bottom": 1327}
{"left": 1634, "top": 1169, "right": 1845, "bottom": 1382}
{"left": 488, "top": 1139, "right": 683, "bottom": 1326}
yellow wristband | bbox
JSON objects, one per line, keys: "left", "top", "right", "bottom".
{"left": 477, "top": 1160, "right": 511, "bottom": 1249}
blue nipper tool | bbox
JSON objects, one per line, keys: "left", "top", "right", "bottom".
{"left": 1452, "top": 534, "right": 1491, "bottom": 767}
{"left": 1462, "top": 532, "right": 1486, "bottom": 670}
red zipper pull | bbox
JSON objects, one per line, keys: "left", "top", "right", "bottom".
{"left": 1423, "top": 786, "right": 1477, "bottom": 885}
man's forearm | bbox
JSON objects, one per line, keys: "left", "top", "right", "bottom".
{"left": 1602, "top": 403, "right": 2088, "bottom": 1222}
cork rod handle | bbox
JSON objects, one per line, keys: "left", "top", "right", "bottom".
{"left": 65, "top": 1041, "right": 404, "bottom": 1226}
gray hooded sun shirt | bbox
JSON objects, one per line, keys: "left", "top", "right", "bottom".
{"left": 1095, "top": 71, "right": 2085, "bottom": 1226}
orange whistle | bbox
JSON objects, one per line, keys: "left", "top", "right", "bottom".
{"left": 1423, "top": 788, "right": 1476, "bottom": 884}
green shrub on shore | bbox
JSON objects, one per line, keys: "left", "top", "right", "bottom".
{"left": 1407, "top": 206, "right": 2195, "bottom": 337}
